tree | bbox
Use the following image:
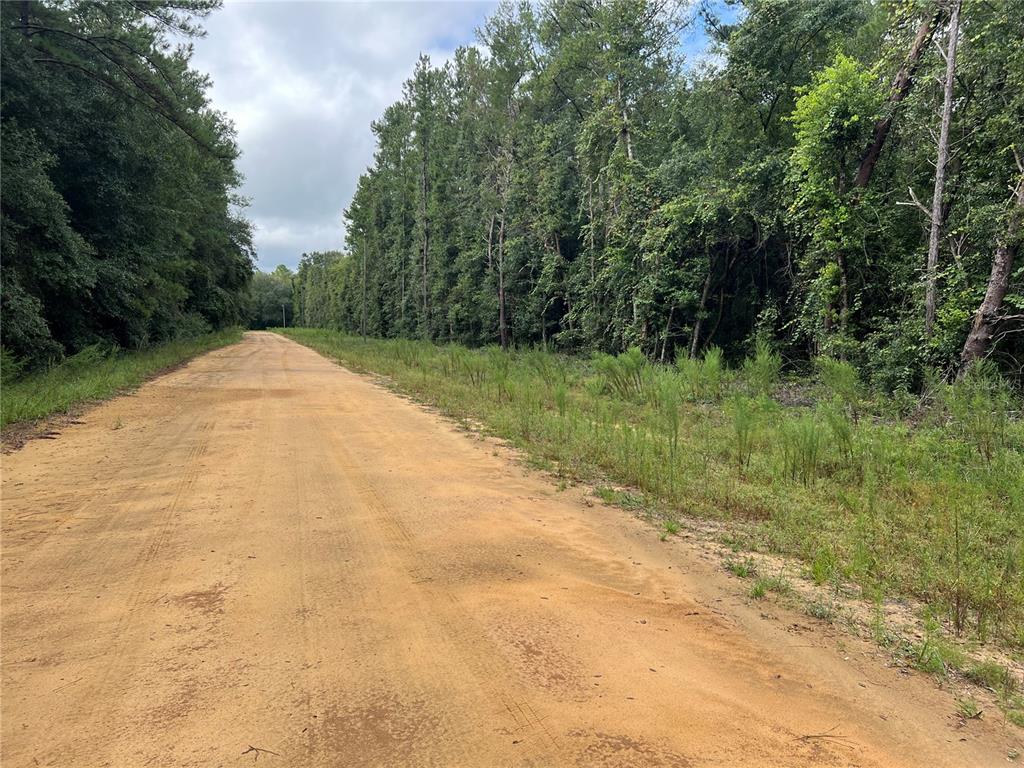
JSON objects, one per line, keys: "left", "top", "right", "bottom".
{"left": 924, "top": 0, "right": 962, "bottom": 337}
{"left": 294, "top": 0, "right": 1023, "bottom": 388}
{"left": 1, "top": 0, "right": 253, "bottom": 368}
{"left": 249, "top": 267, "right": 294, "bottom": 330}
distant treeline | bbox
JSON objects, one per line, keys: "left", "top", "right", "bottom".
{"left": 291, "top": 0, "right": 1022, "bottom": 389}
{"left": 1, "top": 1, "right": 253, "bottom": 371}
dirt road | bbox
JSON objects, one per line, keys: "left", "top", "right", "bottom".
{"left": 1, "top": 332, "right": 1015, "bottom": 767}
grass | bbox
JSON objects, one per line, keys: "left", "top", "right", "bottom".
{"left": 1, "top": 329, "right": 243, "bottom": 428}
{"left": 749, "top": 575, "right": 792, "bottom": 600}
{"left": 277, "top": 328, "right": 1024, "bottom": 654}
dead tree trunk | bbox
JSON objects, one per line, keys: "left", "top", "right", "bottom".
{"left": 958, "top": 171, "right": 1024, "bottom": 375}
{"left": 854, "top": 10, "right": 941, "bottom": 189}
{"left": 925, "top": 0, "right": 961, "bottom": 338}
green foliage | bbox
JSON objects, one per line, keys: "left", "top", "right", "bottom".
{"left": 593, "top": 346, "right": 648, "bottom": 400}
{"left": 249, "top": 266, "right": 296, "bottom": 330}
{"left": 750, "top": 575, "right": 790, "bottom": 600}
{"left": 726, "top": 557, "right": 757, "bottom": 579}
{"left": 780, "top": 414, "right": 823, "bottom": 485}
{"left": 288, "top": 0, "right": 1022, "bottom": 385}
{"left": 742, "top": 339, "right": 782, "bottom": 396}
{"left": 0, "top": 1, "right": 253, "bottom": 368}
{"left": 1, "top": 329, "right": 242, "bottom": 427}
{"left": 728, "top": 395, "right": 759, "bottom": 469}
{"left": 941, "top": 361, "right": 1013, "bottom": 462}
{"left": 816, "top": 356, "right": 863, "bottom": 418}
{"left": 677, "top": 346, "right": 726, "bottom": 402}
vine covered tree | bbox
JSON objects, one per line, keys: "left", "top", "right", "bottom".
{"left": 291, "top": 0, "right": 1023, "bottom": 387}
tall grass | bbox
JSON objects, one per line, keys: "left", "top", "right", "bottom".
{"left": 279, "top": 328, "right": 1024, "bottom": 651}
{"left": 1, "top": 329, "right": 243, "bottom": 428}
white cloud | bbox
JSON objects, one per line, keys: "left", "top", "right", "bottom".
{"left": 190, "top": 0, "right": 495, "bottom": 270}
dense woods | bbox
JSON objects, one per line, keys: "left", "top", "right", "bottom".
{"left": 292, "top": 0, "right": 1023, "bottom": 388}
{"left": 1, "top": 0, "right": 253, "bottom": 371}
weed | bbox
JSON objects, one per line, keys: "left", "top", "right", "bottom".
{"left": 964, "top": 661, "right": 1016, "bottom": 692}
{"left": 743, "top": 339, "right": 782, "bottom": 396}
{"left": 676, "top": 346, "right": 725, "bottom": 402}
{"left": 816, "top": 356, "right": 862, "bottom": 421}
{"left": 956, "top": 698, "right": 983, "bottom": 720}
{"left": 593, "top": 347, "right": 648, "bottom": 401}
{"left": 942, "top": 360, "right": 1012, "bottom": 462}
{"left": 749, "top": 572, "right": 791, "bottom": 599}
{"left": 728, "top": 395, "right": 759, "bottom": 470}
{"left": 780, "top": 414, "right": 822, "bottom": 485}
{"left": 1007, "top": 696, "right": 1024, "bottom": 728}
{"left": 809, "top": 547, "right": 838, "bottom": 586}
{"left": 806, "top": 600, "right": 835, "bottom": 621}
{"left": 726, "top": 557, "right": 757, "bottom": 578}
{"left": 554, "top": 383, "right": 569, "bottom": 419}
{"left": 911, "top": 617, "right": 967, "bottom": 677}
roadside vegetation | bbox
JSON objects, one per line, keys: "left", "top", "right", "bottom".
{"left": 1, "top": 2, "right": 254, "bottom": 374}
{"left": 280, "top": 330, "right": 1023, "bottom": 674}
{"left": 1, "top": 329, "right": 242, "bottom": 429}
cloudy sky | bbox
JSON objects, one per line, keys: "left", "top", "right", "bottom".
{"left": 190, "top": 1, "right": 724, "bottom": 272}
{"left": 190, "top": 1, "right": 493, "bottom": 271}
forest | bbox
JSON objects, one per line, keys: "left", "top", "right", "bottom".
{"left": 291, "top": 0, "right": 1023, "bottom": 390}
{"left": 1, "top": 0, "right": 253, "bottom": 373}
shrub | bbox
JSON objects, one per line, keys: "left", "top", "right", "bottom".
{"left": 780, "top": 414, "right": 823, "bottom": 485}
{"left": 743, "top": 338, "right": 782, "bottom": 396}
{"left": 816, "top": 356, "right": 862, "bottom": 420}
{"left": 676, "top": 346, "right": 725, "bottom": 402}
{"left": 942, "top": 361, "right": 1012, "bottom": 462}
{"left": 593, "top": 346, "right": 648, "bottom": 400}
{"left": 728, "top": 395, "right": 759, "bottom": 469}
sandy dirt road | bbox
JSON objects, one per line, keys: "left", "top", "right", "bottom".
{"left": 1, "top": 331, "right": 1017, "bottom": 767}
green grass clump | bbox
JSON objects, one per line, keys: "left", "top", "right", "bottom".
{"left": 1, "top": 329, "right": 243, "bottom": 428}
{"left": 277, "top": 328, "right": 1024, "bottom": 651}
{"left": 749, "top": 575, "right": 791, "bottom": 600}
{"left": 965, "top": 661, "right": 1017, "bottom": 692}
{"left": 726, "top": 557, "right": 757, "bottom": 579}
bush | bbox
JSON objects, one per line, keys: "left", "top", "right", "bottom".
{"left": 816, "top": 356, "right": 862, "bottom": 419}
{"left": 676, "top": 346, "right": 725, "bottom": 402}
{"left": 593, "top": 346, "right": 648, "bottom": 400}
{"left": 743, "top": 339, "right": 782, "bottom": 396}
{"left": 941, "top": 361, "right": 1012, "bottom": 462}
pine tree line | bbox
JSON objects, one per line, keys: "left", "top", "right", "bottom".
{"left": 291, "top": 0, "right": 1023, "bottom": 388}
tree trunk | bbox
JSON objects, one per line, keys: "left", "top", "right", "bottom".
{"left": 485, "top": 214, "right": 495, "bottom": 271}
{"left": 837, "top": 250, "right": 849, "bottom": 334}
{"left": 660, "top": 305, "right": 674, "bottom": 362}
{"left": 690, "top": 252, "right": 716, "bottom": 358}
{"left": 958, "top": 175, "right": 1024, "bottom": 375}
{"left": 925, "top": 0, "right": 961, "bottom": 338}
{"left": 497, "top": 212, "right": 509, "bottom": 350}
{"left": 854, "top": 10, "right": 940, "bottom": 189}
{"left": 361, "top": 235, "right": 368, "bottom": 339}
{"left": 420, "top": 156, "right": 430, "bottom": 339}
{"left": 617, "top": 80, "right": 633, "bottom": 161}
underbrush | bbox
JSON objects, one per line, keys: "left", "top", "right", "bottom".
{"left": 1, "top": 328, "right": 243, "bottom": 428}
{"left": 279, "top": 328, "right": 1024, "bottom": 655}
